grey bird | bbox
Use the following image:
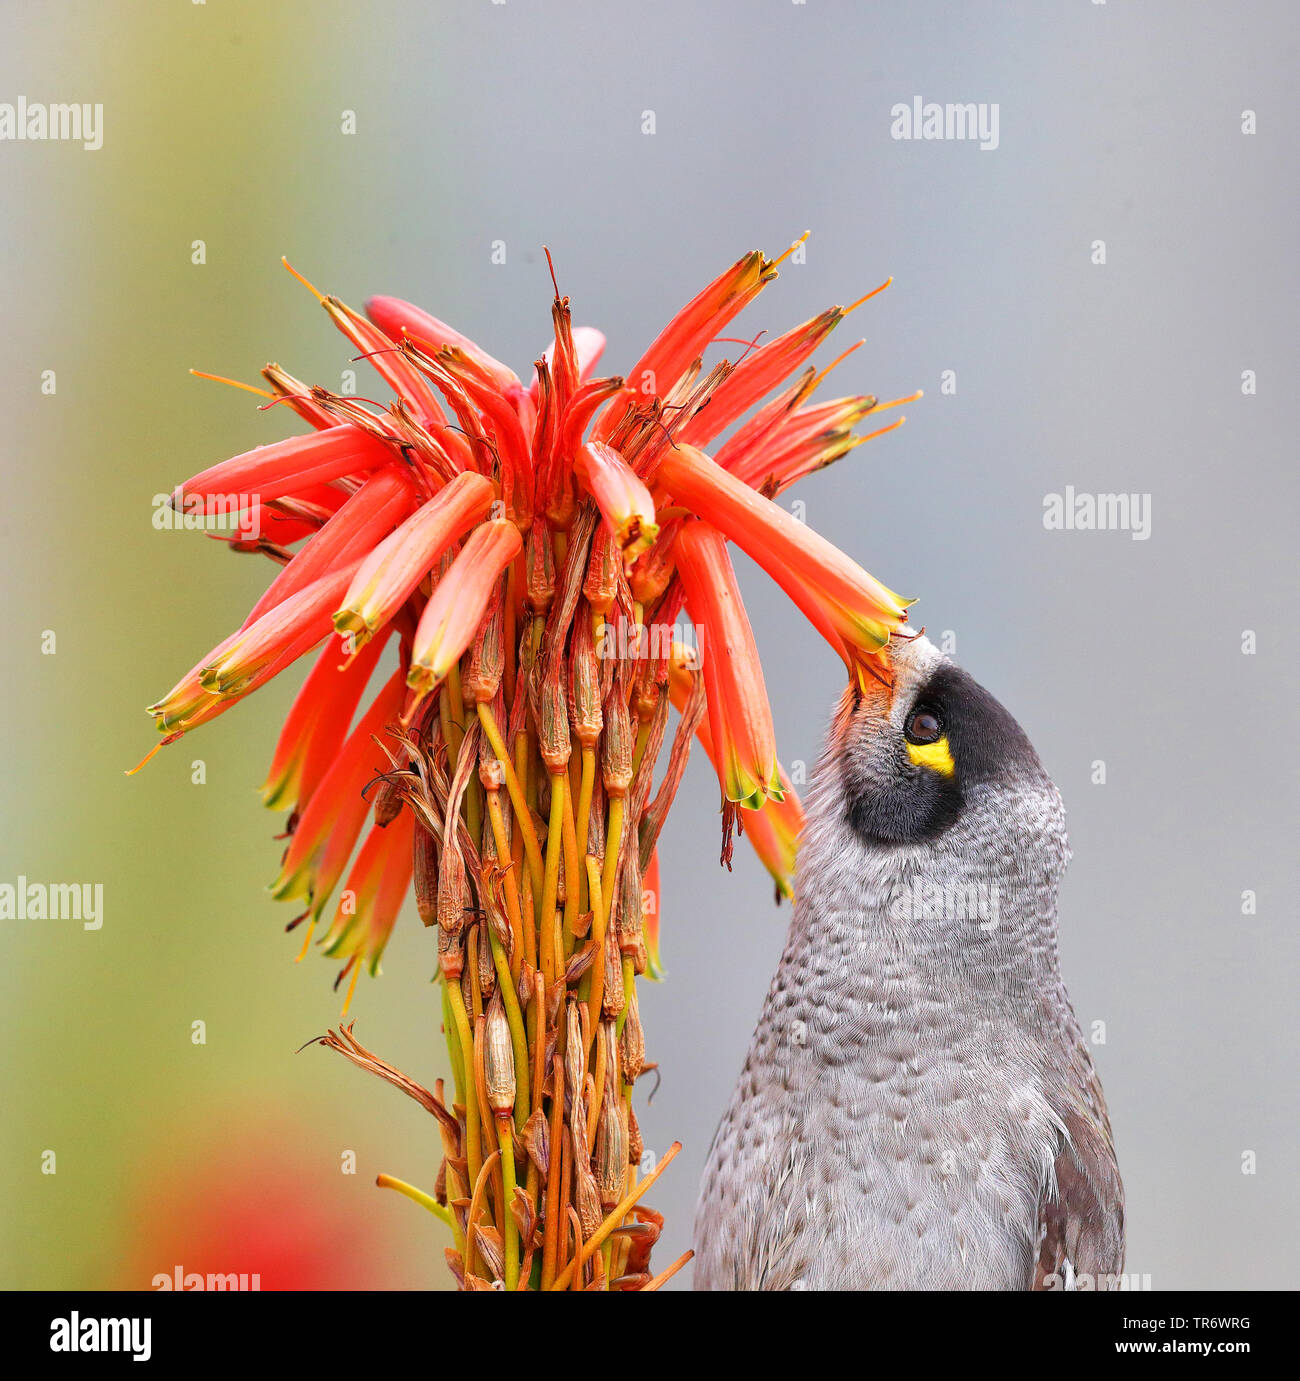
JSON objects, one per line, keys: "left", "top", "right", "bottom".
{"left": 694, "top": 632, "right": 1123, "bottom": 1290}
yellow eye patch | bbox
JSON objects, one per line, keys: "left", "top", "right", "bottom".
{"left": 906, "top": 737, "right": 955, "bottom": 777}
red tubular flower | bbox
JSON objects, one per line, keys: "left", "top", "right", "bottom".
{"left": 729, "top": 395, "right": 912, "bottom": 494}
{"left": 592, "top": 249, "right": 774, "bottom": 440}
{"left": 261, "top": 627, "right": 392, "bottom": 813}
{"left": 320, "top": 808, "right": 417, "bottom": 985}
{"left": 655, "top": 442, "right": 912, "bottom": 665}
{"left": 365, "top": 295, "right": 521, "bottom": 394}
{"left": 243, "top": 468, "right": 416, "bottom": 628}
{"left": 198, "top": 561, "right": 362, "bottom": 697}
{"left": 175, "top": 425, "right": 394, "bottom": 506}
{"left": 643, "top": 848, "right": 663, "bottom": 979}
{"left": 573, "top": 441, "right": 658, "bottom": 560}
{"left": 532, "top": 325, "right": 606, "bottom": 397}
{"left": 667, "top": 649, "right": 803, "bottom": 899}
{"left": 272, "top": 665, "right": 407, "bottom": 913}
{"left": 676, "top": 307, "right": 843, "bottom": 449}
{"left": 333, "top": 471, "right": 496, "bottom": 647}
{"left": 671, "top": 521, "right": 781, "bottom": 810}
{"left": 407, "top": 520, "right": 522, "bottom": 702}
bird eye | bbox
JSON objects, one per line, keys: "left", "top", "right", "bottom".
{"left": 905, "top": 706, "right": 943, "bottom": 745}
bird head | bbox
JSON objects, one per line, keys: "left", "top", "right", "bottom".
{"left": 808, "top": 632, "right": 1069, "bottom": 949}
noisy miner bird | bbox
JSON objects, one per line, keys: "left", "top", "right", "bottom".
{"left": 694, "top": 631, "right": 1123, "bottom": 1290}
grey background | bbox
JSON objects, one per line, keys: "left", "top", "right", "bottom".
{"left": 1, "top": 0, "right": 1295, "bottom": 1288}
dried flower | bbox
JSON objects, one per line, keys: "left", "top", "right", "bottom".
{"left": 483, "top": 993, "right": 517, "bottom": 1117}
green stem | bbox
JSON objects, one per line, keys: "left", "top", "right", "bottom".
{"left": 445, "top": 977, "right": 482, "bottom": 1193}
{"left": 376, "top": 1174, "right": 456, "bottom": 1230}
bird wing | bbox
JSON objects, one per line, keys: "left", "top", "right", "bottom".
{"left": 1033, "top": 1050, "right": 1125, "bottom": 1290}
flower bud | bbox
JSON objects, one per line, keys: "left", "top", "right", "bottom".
{"left": 594, "top": 1089, "right": 628, "bottom": 1209}
{"left": 601, "top": 922, "right": 624, "bottom": 1018}
{"left": 371, "top": 773, "right": 405, "bottom": 828}
{"left": 478, "top": 755, "right": 506, "bottom": 793}
{"left": 521, "top": 1106, "right": 550, "bottom": 1178}
{"left": 437, "top": 838, "right": 469, "bottom": 938}
{"left": 601, "top": 683, "right": 634, "bottom": 797}
{"left": 572, "top": 1130, "right": 603, "bottom": 1237}
{"left": 482, "top": 869, "right": 513, "bottom": 957}
{"left": 582, "top": 524, "right": 618, "bottom": 616}
{"left": 632, "top": 658, "right": 661, "bottom": 727}
{"left": 569, "top": 611, "right": 603, "bottom": 749}
{"left": 628, "top": 1102, "right": 643, "bottom": 1166}
{"left": 616, "top": 845, "right": 646, "bottom": 972}
{"left": 463, "top": 582, "right": 505, "bottom": 704}
{"left": 477, "top": 921, "right": 496, "bottom": 999}
{"left": 620, "top": 985, "right": 645, "bottom": 1084}
{"left": 437, "top": 922, "right": 463, "bottom": 980}
{"left": 599, "top": 1019, "right": 619, "bottom": 1104}
{"left": 483, "top": 991, "right": 516, "bottom": 1117}
{"left": 539, "top": 667, "right": 571, "bottom": 772}
{"left": 564, "top": 1001, "right": 586, "bottom": 1112}
{"left": 413, "top": 818, "right": 438, "bottom": 927}
{"left": 524, "top": 517, "right": 555, "bottom": 614}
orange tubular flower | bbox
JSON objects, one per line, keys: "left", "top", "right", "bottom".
{"left": 333, "top": 471, "right": 495, "bottom": 648}
{"left": 406, "top": 520, "right": 522, "bottom": 702}
{"left": 573, "top": 441, "right": 658, "bottom": 560}
{"left": 655, "top": 442, "right": 913, "bottom": 668}
{"left": 671, "top": 521, "right": 781, "bottom": 810}
{"left": 667, "top": 649, "right": 803, "bottom": 900}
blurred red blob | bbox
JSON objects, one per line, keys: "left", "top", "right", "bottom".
{"left": 118, "top": 1116, "right": 416, "bottom": 1291}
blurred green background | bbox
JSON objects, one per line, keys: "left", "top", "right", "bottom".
{"left": 3, "top": 0, "right": 1297, "bottom": 1290}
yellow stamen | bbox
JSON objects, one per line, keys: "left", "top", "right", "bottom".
{"left": 869, "top": 389, "right": 924, "bottom": 413}
{"left": 280, "top": 255, "right": 327, "bottom": 303}
{"left": 340, "top": 956, "right": 361, "bottom": 1016}
{"left": 809, "top": 338, "right": 865, "bottom": 392}
{"left": 845, "top": 276, "right": 893, "bottom": 313}
{"left": 293, "top": 915, "right": 317, "bottom": 964}
{"left": 770, "top": 230, "right": 811, "bottom": 271}
{"left": 843, "top": 417, "right": 907, "bottom": 451}
{"left": 124, "top": 741, "right": 166, "bottom": 776}
{"left": 189, "top": 369, "right": 276, "bottom": 400}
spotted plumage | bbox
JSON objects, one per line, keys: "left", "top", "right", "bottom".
{"left": 694, "top": 634, "right": 1123, "bottom": 1290}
